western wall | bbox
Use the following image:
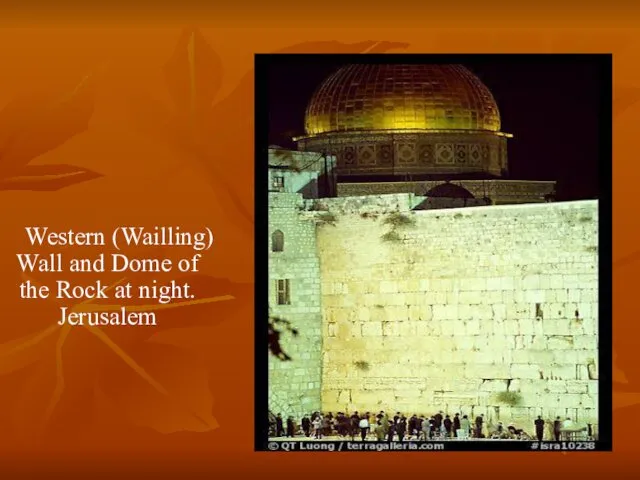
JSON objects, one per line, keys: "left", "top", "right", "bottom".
{"left": 315, "top": 194, "right": 598, "bottom": 427}
{"left": 269, "top": 192, "right": 599, "bottom": 428}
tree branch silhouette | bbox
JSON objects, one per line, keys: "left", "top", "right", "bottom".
{"left": 268, "top": 316, "right": 299, "bottom": 361}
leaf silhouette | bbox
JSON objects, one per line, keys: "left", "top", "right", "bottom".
{"left": 613, "top": 86, "right": 640, "bottom": 119}
{"left": 0, "top": 326, "right": 59, "bottom": 376}
{"left": 613, "top": 351, "right": 629, "bottom": 384}
{"left": 613, "top": 392, "right": 640, "bottom": 411}
{"left": 613, "top": 249, "right": 640, "bottom": 269}
{"left": 93, "top": 332, "right": 218, "bottom": 434}
{"left": 0, "top": 164, "right": 103, "bottom": 191}
{"left": 164, "top": 27, "right": 223, "bottom": 126}
{"left": 271, "top": 40, "right": 409, "bottom": 54}
{"left": 0, "top": 69, "right": 99, "bottom": 179}
{"left": 0, "top": 271, "right": 251, "bottom": 439}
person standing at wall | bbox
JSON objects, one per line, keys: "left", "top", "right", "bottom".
{"left": 396, "top": 416, "right": 407, "bottom": 441}
{"left": 453, "top": 413, "right": 461, "bottom": 438}
{"left": 408, "top": 414, "right": 418, "bottom": 438}
{"left": 286, "top": 416, "right": 296, "bottom": 437}
{"left": 301, "top": 415, "right": 311, "bottom": 437}
{"left": 443, "top": 415, "right": 453, "bottom": 438}
{"left": 359, "top": 415, "right": 370, "bottom": 441}
{"left": 474, "top": 414, "right": 484, "bottom": 438}
{"left": 553, "top": 417, "right": 562, "bottom": 441}
{"left": 312, "top": 415, "right": 322, "bottom": 439}
{"left": 434, "top": 411, "right": 444, "bottom": 431}
{"left": 534, "top": 416, "right": 545, "bottom": 441}
{"left": 276, "top": 413, "right": 284, "bottom": 437}
{"left": 421, "top": 417, "right": 430, "bottom": 440}
{"left": 460, "top": 415, "right": 471, "bottom": 438}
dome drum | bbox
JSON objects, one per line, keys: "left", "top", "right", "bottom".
{"left": 297, "top": 130, "right": 508, "bottom": 178}
{"left": 297, "top": 64, "right": 511, "bottom": 179}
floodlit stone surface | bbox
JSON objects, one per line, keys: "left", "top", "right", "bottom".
{"left": 269, "top": 192, "right": 598, "bottom": 427}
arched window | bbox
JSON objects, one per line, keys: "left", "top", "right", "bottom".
{"left": 272, "top": 230, "right": 284, "bottom": 252}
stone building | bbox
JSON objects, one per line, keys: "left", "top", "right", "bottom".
{"left": 267, "top": 64, "right": 598, "bottom": 433}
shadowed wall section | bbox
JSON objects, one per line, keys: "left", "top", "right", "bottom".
{"left": 268, "top": 193, "right": 323, "bottom": 417}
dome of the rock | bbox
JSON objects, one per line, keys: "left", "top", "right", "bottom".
{"left": 295, "top": 63, "right": 511, "bottom": 179}
{"left": 304, "top": 64, "right": 501, "bottom": 136}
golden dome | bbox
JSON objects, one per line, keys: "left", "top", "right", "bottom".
{"left": 304, "top": 64, "right": 501, "bottom": 136}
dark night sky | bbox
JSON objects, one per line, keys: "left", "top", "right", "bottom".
{"left": 266, "top": 55, "right": 610, "bottom": 201}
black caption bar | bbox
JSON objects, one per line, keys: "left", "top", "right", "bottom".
{"left": 261, "top": 440, "right": 609, "bottom": 452}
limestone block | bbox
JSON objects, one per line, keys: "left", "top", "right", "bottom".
{"left": 523, "top": 275, "right": 541, "bottom": 289}
{"left": 517, "top": 318, "right": 536, "bottom": 335}
{"left": 551, "top": 349, "right": 579, "bottom": 365}
{"left": 525, "top": 290, "right": 546, "bottom": 303}
{"left": 515, "top": 335, "right": 538, "bottom": 350}
{"left": 465, "top": 319, "right": 481, "bottom": 335}
{"left": 361, "top": 322, "right": 383, "bottom": 337}
{"left": 549, "top": 275, "right": 564, "bottom": 289}
{"left": 414, "top": 321, "right": 432, "bottom": 337}
{"left": 564, "top": 274, "right": 579, "bottom": 288}
{"left": 492, "top": 320, "right": 506, "bottom": 336}
{"left": 357, "top": 307, "right": 371, "bottom": 322}
{"left": 520, "top": 392, "right": 543, "bottom": 408}
{"left": 492, "top": 303, "right": 507, "bottom": 320}
{"left": 380, "top": 280, "right": 398, "bottom": 294}
{"left": 512, "top": 349, "right": 555, "bottom": 366}
{"left": 574, "top": 335, "right": 596, "bottom": 350}
{"left": 549, "top": 364, "right": 577, "bottom": 380}
{"left": 398, "top": 322, "right": 417, "bottom": 337}
{"left": 475, "top": 304, "right": 495, "bottom": 319}
{"left": 554, "top": 289, "right": 568, "bottom": 302}
{"left": 587, "top": 381, "right": 598, "bottom": 395}
{"left": 432, "top": 304, "right": 448, "bottom": 321}
{"left": 566, "top": 381, "right": 588, "bottom": 394}
{"left": 568, "top": 290, "right": 581, "bottom": 303}
{"left": 440, "top": 321, "right": 455, "bottom": 336}
{"left": 466, "top": 363, "right": 511, "bottom": 379}
{"left": 381, "top": 321, "right": 400, "bottom": 337}
{"left": 487, "top": 277, "right": 502, "bottom": 291}
{"left": 470, "top": 291, "right": 487, "bottom": 305}
{"left": 408, "top": 305, "right": 432, "bottom": 321}
{"left": 452, "top": 320, "right": 467, "bottom": 336}
{"left": 511, "top": 363, "right": 542, "bottom": 380}
{"left": 504, "top": 320, "right": 520, "bottom": 335}
{"left": 546, "top": 335, "right": 575, "bottom": 350}
{"left": 480, "top": 379, "right": 509, "bottom": 392}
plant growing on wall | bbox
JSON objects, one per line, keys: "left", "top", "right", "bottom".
{"left": 380, "top": 230, "right": 402, "bottom": 242}
{"left": 268, "top": 315, "right": 299, "bottom": 361}
{"left": 353, "top": 360, "right": 371, "bottom": 371}
{"left": 495, "top": 391, "right": 523, "bottom": 407}
{"left": 383, "top": 212, "right": 415, "bottom": 228}
{"left": 316, "top": 212, "right": 337, "bottom": 226}
{"left": 380, "top": 212, "right": 415, "bottom": 243}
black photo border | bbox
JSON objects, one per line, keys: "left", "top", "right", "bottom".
{"left": 254, "top": 53, "right": 612, "bottom": 452}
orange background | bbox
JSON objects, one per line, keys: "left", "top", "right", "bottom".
{"left": 0, "top": 2, "right": 634, "bottom": 478}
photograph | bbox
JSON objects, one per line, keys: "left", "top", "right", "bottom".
{"left": 257, "top": 54, "right": 611, "bottom": 450}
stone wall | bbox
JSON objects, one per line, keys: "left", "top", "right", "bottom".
{"left": 268, "top": 192, "right": 323, "bottom": 418}
{"left": 315, "top": 200, "right": 599, "bottom": 428}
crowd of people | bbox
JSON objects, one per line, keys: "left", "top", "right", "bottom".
{"left": 271, "top": 411, "right": 593, "bottom": 441}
